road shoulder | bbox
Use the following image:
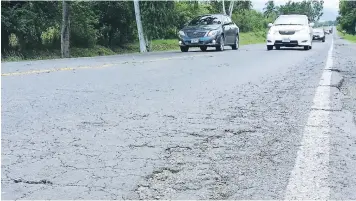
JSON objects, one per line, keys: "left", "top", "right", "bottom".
{"left": 329, "top": 32, "right": 356, "bottom": 199}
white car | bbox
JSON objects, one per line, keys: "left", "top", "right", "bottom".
{"left": 266, "top": 15, "right": 314, "bottom": 51}
{"left": 313, "top": 28, "right": 325, "bottom": 42}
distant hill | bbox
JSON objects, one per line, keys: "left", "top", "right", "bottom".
{"left": 315, "top": 20, "right": 337, "bottom": 27}
{"left": 320, "top": 7, "right": 338, "bottom": 21}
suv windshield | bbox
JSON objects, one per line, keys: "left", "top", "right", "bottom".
{"left": 188, "top": 15, "right": 221, "bottom": 26}
{"left": 274, "top": 16, "right": 307, "bottom": 25}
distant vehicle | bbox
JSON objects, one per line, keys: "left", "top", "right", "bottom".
{"left": 323, "top": 28, "right": 329, "bottom": 34}
{"left": 266, "top": 14, "right": 314, "bottom": 51}
{"left": 313, "top": 28, "right": 325, "bottom": 42}
{"left": 177, "top": 14, "right": 240, "bottom": 52}
{"left": 324, "top": 27, "right": 332, "bottom": 34}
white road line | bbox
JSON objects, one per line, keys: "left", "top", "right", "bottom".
{"left": 311, "top": 86, "right": 342, "bottom": 111}
{"left": 285, "top": 38, "right": 335, "bottom": 200}
{"left": 324, "top": 39, "right": 334, "bottom": 70}
{"left": 319, "top": 70, "right": 333, "bottom": 86}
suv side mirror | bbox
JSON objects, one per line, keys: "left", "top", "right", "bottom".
{"left": 309, "top": 22, "right": 314, "bottom": 27}
{"left": 268, "top": 23, "right": 273, "bottom": 28}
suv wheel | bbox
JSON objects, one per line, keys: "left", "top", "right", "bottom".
{"left": 200, "top": 46, "right": 207, "bottom": 51}
{"left": 231, "top": 35, "right": 239, "bottom": 50}
{"left": 216, "top": 36, "right": 224, "bottom": 51}
{"left": 267, "top": 45, "right": 273, "bottom": 51}
{"left": 180, "top": 46, "right": 189, "bottom": 52}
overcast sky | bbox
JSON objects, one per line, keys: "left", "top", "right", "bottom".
{"left": 251, "top": 0, "right": 339, "bottom": 21}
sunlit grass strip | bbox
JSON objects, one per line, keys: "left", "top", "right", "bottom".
{"left": 338, "top": 30, "right": 356, "bottom": 43}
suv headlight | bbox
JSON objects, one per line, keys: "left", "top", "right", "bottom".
{"left": 268, "top": 29, "right": 278, "bottom": 35}
{"left": 297, "top": 28, "right": 309, "bottom": 34}
{"left": 207, "top": 30, "right": 218, "bottom": 37}
{"left": 178, "top": 30, "right": 185, "bottom": 37}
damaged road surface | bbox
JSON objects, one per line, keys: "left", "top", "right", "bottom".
{"left": 2, "top": 34, "right": 356, "bottom": 199}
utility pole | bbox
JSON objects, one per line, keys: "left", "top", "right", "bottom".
{"left": 134, "top": 0, "right": 147, "bottom": 53}
{"left": 221, "top": 0, "right": 226, "bottom": 15}
{"left": 61, "top": 0, "right": 70, "bottom": 58}
{"left": 228, "top": 0, "right": 235, "bottom": 17}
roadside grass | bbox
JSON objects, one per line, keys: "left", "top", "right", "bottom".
{"left": 2, "top": 31, "right": 266, "bottom": 62}
{"left": 2, "top": 49, "right": 61, "bottom": 62}
{"left": 338, "top": 31, "right": 356, "bottom": 43}
{"left": 150, "top": 39, "right": 178, "bottom": 51}
{"left": 240, "top": 31, "right": 266, "bottom": 45}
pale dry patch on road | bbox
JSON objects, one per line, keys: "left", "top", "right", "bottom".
{"left": 285, "top": 38, "right": 336, "bottom": 199}
{"left": 1, "top": 54, "right": 214, "bottom": 77}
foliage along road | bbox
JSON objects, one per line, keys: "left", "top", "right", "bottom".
{"left": 2, "top": 34, "right": 356, "bottom": 199}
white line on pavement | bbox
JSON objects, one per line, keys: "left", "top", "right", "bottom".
{"left": 285, "top": 38, "right": 335, "bottom": 200}
{"left": 324, "top": 39, "right": 334, "bottom": 70}
{"left": 319, "top": 70, "right": 333, "bottom": 86}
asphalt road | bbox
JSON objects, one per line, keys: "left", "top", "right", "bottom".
{"left": 2, "top": 34, "right": 356, "bottom": 200}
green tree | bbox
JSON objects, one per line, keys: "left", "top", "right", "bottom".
{"left": 338, "top": 0, "right": 356, "bottom": 34}
{"left": 264, "top": 1, "right": 276, "bottom": 17}
{"left": 263, "top": 0, "right": 278, "bottom": 21}
{"left": 234, "top": 0, "right": 252, "bottom": 11}
{"left": 175, "top": 1, "right": 211, "bottom": 29}
{"left": 278, "top": 0, "right": 324, "bottom": 22}
{"left": 93, "top": 1, "right": 135, "bottom": 47}
{"left": 140, "top": 1, "right": 177, "bottom": 40}
{"left": 232, "top": 9, "right": 267, "bottom": 32}
{"left": 1, "top": 1, "right": 60, "bottom": 51}
{"left": 69, "top": 2, "right": 98, "bottom": 48}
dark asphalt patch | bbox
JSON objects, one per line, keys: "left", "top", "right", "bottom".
{"left": 14, "top": 179, "right": 53, "bottom": 185}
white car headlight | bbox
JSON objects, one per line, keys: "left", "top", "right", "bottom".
{"left": 207, "top": 30, "right": 218, "bottom": 37}
{"left": 268, "top": 29, "right": 278, "bottom": 35}
{"left": 178, "top": 30, "right": 185, "bottom": 37}
{"left": 297, "top": 28, "right": 309, "bottom": 34}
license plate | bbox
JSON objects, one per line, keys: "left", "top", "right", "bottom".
{"left": 282, "top": 38, "right": 290, "bottom": 43}
{"left": 191, "top": 38, "right": 199, "bottom": 43}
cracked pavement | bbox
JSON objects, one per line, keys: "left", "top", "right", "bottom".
{"left": 2, "top": 34, "right": 356, "bottom": 199}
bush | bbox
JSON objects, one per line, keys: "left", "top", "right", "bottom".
{"left": 71, "top": 45, "right": 115, "bottom": 57}
{"left": 41, "top": 26, "right": 61, "bottom": 49}
{"left": 70, "top": 2, "right": 98, "bottom": 48}
{"left": 232, "top": 9, "right": 269, "bottom": 33}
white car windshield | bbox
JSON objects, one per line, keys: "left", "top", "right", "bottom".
{"left": 274, "top": 16, "right": 307, "bottom": 25}
{"left": 314, "top": 29, "right": 323, "bottom": 33}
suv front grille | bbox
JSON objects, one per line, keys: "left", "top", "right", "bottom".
{"left": 279, "top": 30, "right": 295, "bottom": 35}
{"left": 186, "top": 31, "right": 206, "bottom": 38}
{"left": 275, "top": 40, "right": 298, "bottom": 45}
